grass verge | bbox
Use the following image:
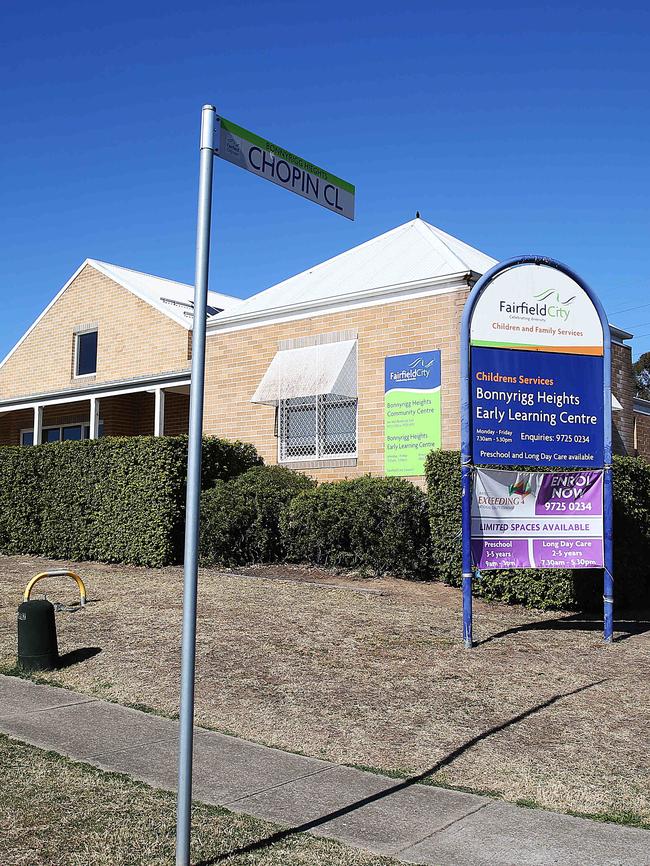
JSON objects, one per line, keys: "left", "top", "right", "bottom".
{"left": 0, "top": 733, "right": 400, "bottom": 866}
{"left": 1, "top": 555, "right": 648, "bottom": 823}
{"left": 350, "top": 763, "right": 650, "bottom": 830}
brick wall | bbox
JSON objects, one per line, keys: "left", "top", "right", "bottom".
{"left": 164, "top": 391, "right": 189, "bottom": 436}
{"left": 203, "top": 287, "right": 470, "bottom": 481}
{"left": 100, "top": 394, "right": 150, "bottom": 437}
{"left": 101, "top": 392, "right": 188, "bottom": 437}
{"left": 612, "top": 342, "right": 635, "bottom": 455}
{"left": 634, "top": 412, "right": 650, "bottom": 459}
{"left": 0, "top": 409, "right": 34, "bottom": 445}
{"left": 0, "top": 264, "right": 190, "bottom": 400}
{"left": 41, "top": 405, "right": 89, "bottom": 428}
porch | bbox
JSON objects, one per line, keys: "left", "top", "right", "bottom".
{"left": 0, "top": 371, "right": 190, "bottom": 446}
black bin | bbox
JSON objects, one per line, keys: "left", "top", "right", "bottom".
{"left": 17, "top": 599, "right": 59, "bottom": 671}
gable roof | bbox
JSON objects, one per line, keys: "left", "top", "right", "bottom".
{"left": 88, "top": 259, "right": 243, "bottom": 328}
{"left": 208, "top": 217, "right": 498, "bottom": 330}
{"left": 0, "top": 258, "right": 243, "bottom": 370}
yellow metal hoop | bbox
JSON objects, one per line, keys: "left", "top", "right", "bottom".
{"left": 23, "top": 570, "right": 87, "bottom": 605}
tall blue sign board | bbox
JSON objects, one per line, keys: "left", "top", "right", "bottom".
{"left": 460, "top": 256, "right": 613, "bottom": 647}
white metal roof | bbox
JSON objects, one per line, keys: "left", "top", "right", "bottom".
{"left": 251, "top": 339, "right": 357, "bottom": 405}
{"left": 88, "top": 259, "right": 243, "bottom": 328}
{"left": 209, "top": 218, "right": 498, "bottom": 330}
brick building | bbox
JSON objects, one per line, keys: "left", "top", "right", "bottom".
{"left": 0, "top": 259, "right": 241, "bottom": 445}
{"left": 0, "top": 218, "right": 644, "bottom": 478}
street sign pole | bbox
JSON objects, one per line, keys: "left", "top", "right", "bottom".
{"left": 175, "top": 105, "right": 352, "bottom": 863}
{"left": 175, "top": 103, "right": 216, "bottom": 866}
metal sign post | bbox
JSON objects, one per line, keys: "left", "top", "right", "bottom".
{"left": 175, "top": 104, "right": 216, "bottom": 866}
{"left": 175, "top": 105, "right": 353, "bottom": 866}
{"left": 460, "top": 256, "right": 613, "bottom": 648}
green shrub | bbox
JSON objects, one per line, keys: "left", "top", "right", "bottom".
{"left": 0, "top": 445, "right": 42, "bottom": 555}
{"left": 199, "top": 437, "right": 262, "bottom": 488}
{"left": 425, "top": 450, "right": 463, "bottom": 587}
{"left": 282, "top": 475, "right": 433, "bottom": 578}
{"left": 425, "top": 449, "right": 650, "bottom": 610}
{"left": 612, "top": 456, "right": 650, "bottom": 609}
{"left": 200, "top": 465, "right": 315, "bottom": 566}
{"left": 0, "top": 435, "right": 260, "bottom": 567}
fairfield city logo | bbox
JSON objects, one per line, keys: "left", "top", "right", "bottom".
{"left": 498, "top": 289, "right": 576, "bottom": 322}
{"left": 389, "top": 357, "right": 436, "bottom": 382}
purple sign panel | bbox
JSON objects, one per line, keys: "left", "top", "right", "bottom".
{"left": 531, "top": 538, "right": 602, "bottom": 568}
{"left": 471, "top": 538, "right": 530, "bottom": 570}
{"left": 535, "top": 471, "right": 602, "bottom": 515}
{"left": 471, "top": 468, "right": 604, "bottom": 570}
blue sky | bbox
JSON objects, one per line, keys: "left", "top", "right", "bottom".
{"left": 1, "top": 0, "right": 649, "bottom": 359}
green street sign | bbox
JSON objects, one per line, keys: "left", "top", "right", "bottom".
{"left": 214, "top": 116, "right": 355, "bottom": 220}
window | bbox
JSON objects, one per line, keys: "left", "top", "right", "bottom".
{"left": 75, "top": 330, "right": 98, "bottom": 376}
{"left": 278, "top": 394, "right": 357, "bottom": 462}
{"left": 21, "top": 422, "right": 103, "bottom": 446}
{"left": 62, "top": 425, "right": 83, "bottom": 441}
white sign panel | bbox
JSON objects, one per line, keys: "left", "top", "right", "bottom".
{"left": 470, "top": 264, "right": 603, "bottom": 356}
{"left": 214, "top": 117, "right": 355, "bottom": 220}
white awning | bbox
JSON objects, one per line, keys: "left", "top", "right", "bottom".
{"left": 251, "top": 340, "right": 357, "bottom": 405}
{"left": 612, "top": 393, "right": 623, "bottom": 412}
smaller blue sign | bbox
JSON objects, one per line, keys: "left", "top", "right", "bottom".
{"left": 384, "top": 350, "right": 441, "bottom": 392}
{"left": 471, "top": 346, "right": 604, "bottom": 467}
{"left": 384, "top": 350, "right": 442, "bottom": 476}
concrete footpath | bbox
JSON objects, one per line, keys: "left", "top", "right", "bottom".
{"left": 1, "top": 675, "right": 647, "bottom": 866}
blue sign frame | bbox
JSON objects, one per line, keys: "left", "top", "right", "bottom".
{"left": 460, "top": 256, "right": 613, "bottom": 647}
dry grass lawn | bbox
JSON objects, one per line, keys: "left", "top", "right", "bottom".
{"left": 0, "top": 555, "right": 648, "bottom": 824}
{"left": 0, "top": 734, "right": 399, "bottom": 865}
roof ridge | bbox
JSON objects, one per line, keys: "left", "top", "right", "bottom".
{"left": 414, "top": 220, "right": 477, "bottom": 271}
{"left": 418, "top": 220, "right": 497, "bottom": 269}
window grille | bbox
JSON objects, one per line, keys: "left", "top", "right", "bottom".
{"left": 279, "top": 394, "right": 357, "bottom": 461}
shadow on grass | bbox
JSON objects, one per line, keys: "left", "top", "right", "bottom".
{"left": 474, "top": 614, "right": 650, "bottom": 646}
{"left": 193, "top": 678, "right": 607, "bottom": 866}
{"left": 57, "top": 647, "right": 102, "bottom": 668}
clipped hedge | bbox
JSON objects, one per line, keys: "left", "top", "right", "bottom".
{"left": 0, "top": 435, "right": 261, "bottom": 567}
{"left": 425, "top": 449, "right": 650, "bottom": 610}
{"left": 199, "top": 437, "right": 262, "bottom": 490}
{"left": 282, "top": 475, "right": 433, "bottom": 578}
{"left": 612, "top": 456, "right": 650, "bottom": 609}
{"left": 200, "top": 465, "right": 315, "bottom": 566}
